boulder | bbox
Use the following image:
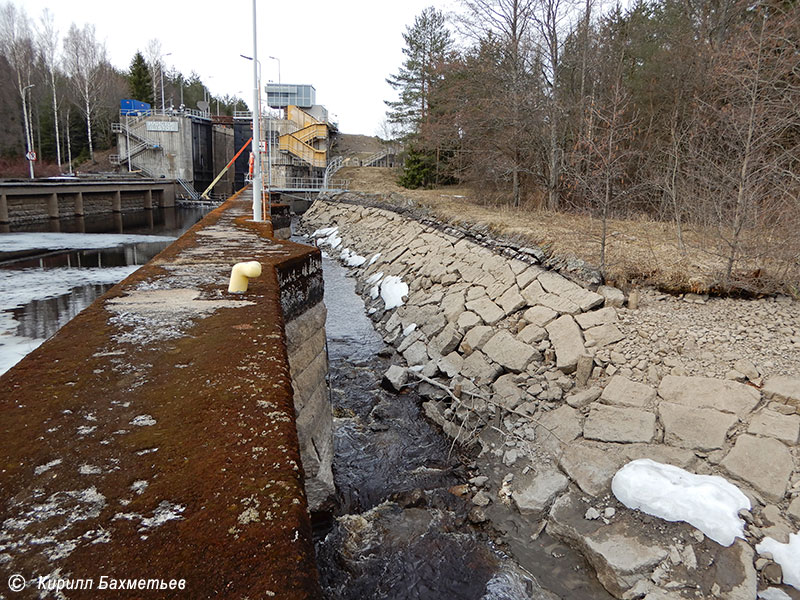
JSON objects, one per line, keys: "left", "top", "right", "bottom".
{"left": 545, "top": 315, "right": 585, "bottom": 374}
{"left": 518, "top": 324, "right": 547, "bottom": 344}
{"left": 522, "top": 305, "right": 558, "bottom": 328}
{"left": 483, "top": 330, "right": 538, "bottom": 373}
{"left": 537, "top": 271, "right": 604, "bottom": 311}
{"left": 492, "top": 373, "right": 525, "bottom": 410}
{"left": 720, "top": 434, "right": 794, "bottom": 501}
{"left": 747, "top": 410, "right": 800, "bottom": 445}
{"left": 382, "top": 365, "right": 408, "bottom": 392}
{"left": 459, "top": 325, "right": 494, "bottom": 356}
{"left": 464, "top": 297, "right": 505, "bottom": 325}
{"left": 584, "top": 324, "right": 625, "bottom": 348}
{"left": 658, "top": 402, "right": 738, "bottom": 451}
{"left": 762, "top": 376, "right": 800, "bottom": 407}
{"left": 598, "top": 285, "right": 625, "bottom": 308}
{"left": 460, "top": 350, "right": 502, "bottom": 385}
{"left": 512, "top": 467, "right": 570, "bottom": 517}
{"left": 583, "top": 405, "right": 657, "bottom": 443}
{"left": 575, "top": 306, "right": 618, "bottom": 330}
{"left": 497, "top": 285, "right": 527, "bottom": 315}
{"left": 658, "top": 376, "right": 760, "bottom": 415}
{"left": 601, "top": 375, "right": 656, "bottom": 408}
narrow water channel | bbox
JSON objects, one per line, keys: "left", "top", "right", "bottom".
{"left": 297, "top": 232, "right": 559, "bottom": 600}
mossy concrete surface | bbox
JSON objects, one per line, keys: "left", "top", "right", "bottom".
{"left": 0, "top": 189, "right": 323, "bottom": 598}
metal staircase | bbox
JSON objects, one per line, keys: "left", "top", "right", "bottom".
{"left": 109, "top": 122, "right": 162, "bottom": 166}
{"left": 277, "top": 106, "right": 328, "bottom": 168}
{"left": 176, "top": 178, "right": 201, "bottom": 200}
{"left": 362, "top": 151, "right": 389, "bottom": 167}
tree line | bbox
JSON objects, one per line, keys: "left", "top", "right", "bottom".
{"left": 0, "top": 2, "right": 246, "bottom": 174}
{"left": 387, "top": 0, "right": 799, "bottom": 288}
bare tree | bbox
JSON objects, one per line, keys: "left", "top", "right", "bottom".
{"left": 35, "top": 8, "right": 61, "bottom": 169}
{"left": 685, "top": 5, "right": 800, "bottom": 287}
{"left": 62, "top": 23, "right": 107, "bottom": 161}
{"left": 144, "top": 38, "right": 162, "bottom": 109}
{"left": 457, "top": 0, "right": 539, "bottom": 207}
{"left": 0, "top": 3, "right": 36, "bottom": 164}
{"left": 533, "top": 0, "right": 575, "bottom": 210}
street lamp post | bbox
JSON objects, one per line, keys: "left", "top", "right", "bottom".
{"left": 268, "top": 56, "right": 281, "bottom": 86}
{"left": 241, "top": 52, "right": 263, "bottom": 220}
{"left": 249, "top": 0, "right": 262, "bottom": 221}
{"left": 160, "top": 53, "right": 172, "bottom": 111}
{"left": 22, "top": 84, "right": 35, "bottom": 179}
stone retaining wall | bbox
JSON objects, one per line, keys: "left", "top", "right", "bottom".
{"left": 301, "top": 194, "right": 800, "bottom": 600}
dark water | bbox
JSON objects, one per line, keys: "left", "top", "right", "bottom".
{"left": 295, "top": 232, "right": 557, "bottom": 600}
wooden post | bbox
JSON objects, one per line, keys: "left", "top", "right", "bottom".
{"left": 48, "top": 192, "right": 59, "bottom": 219}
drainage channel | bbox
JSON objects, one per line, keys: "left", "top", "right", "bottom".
{"left": 299, "top": 234, "right": 560, "bottom": 599}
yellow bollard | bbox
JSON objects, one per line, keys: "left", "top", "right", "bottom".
{"left": 228, "top": 261, "right": 262, "bottom": 293}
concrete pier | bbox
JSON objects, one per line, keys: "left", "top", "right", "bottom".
{"left": 0, "top": 188, "right": 329, "bottom": 598}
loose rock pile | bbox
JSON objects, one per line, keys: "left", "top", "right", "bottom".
{"left": 301, "top": 194, "right": 800, "bottom": 600}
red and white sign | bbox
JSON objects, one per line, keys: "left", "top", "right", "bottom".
{"left": 26, "top": 151, "right": 36, "bottom": 161}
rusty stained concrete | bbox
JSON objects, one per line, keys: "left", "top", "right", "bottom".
{"left": 0, "top": 189, "right": 324, "bottom": 598}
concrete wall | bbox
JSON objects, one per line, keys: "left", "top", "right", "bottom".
{"left": 1, "top": 182, "right": 176, "bottom": 224}
{"left": 120, "top": 115, "right": 194, "bottom": 181}
{"left": 212, "top": 125, "right": 235, "bottom": 197}
{"left": 0, "top": 192, "right": 330, "bottom": 598}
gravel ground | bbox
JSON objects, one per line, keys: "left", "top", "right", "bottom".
{"left": 598, "top": 290, "right": 800, "bottom": 384}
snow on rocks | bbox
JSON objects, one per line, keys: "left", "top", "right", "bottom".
{"left": 757, "top": 532, "right": 800, "bottom": 590}
{"left": 380, "top": 276, "right": 408, "bottom": 310}
{"left": 612, "top": 459, "right": 750, "bottom": 546}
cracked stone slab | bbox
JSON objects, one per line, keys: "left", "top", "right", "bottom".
{"left": 720, "top": 434, "right": 794, "bottom": 502}
{"left": 545, "top": 315, "right": 585, "bottom": 374}
{"left": 584, "top": 323, "right": 625, "bottom": 348}
{"left": 762, "top": 376, "right": 800, "bottom": 407}
{"left": 512, "top": 467, "right": 570, "bottom": 517}
{"left": 575, "top": 306, "right": 618, "bottom": 330}
{"left": 482, "top": 330, "right": 538, "bottom": 373}
{"left": 659, "top": 402, "right": 738, "bottom": 451}
{"left": 747, "top": 410, "right": 800, "bottom": 445}
{"left": 658, "top": 376, "right": 760, "bottom": 415}
{"left": 583, "top": 405, "right": 656, "bottom": 443}
{"left": 601, "top": 375, "right": 657, "bottom": 408}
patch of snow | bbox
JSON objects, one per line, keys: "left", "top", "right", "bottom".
{"left": 0, "top": 232, "right": 176, "bottom": 253}
{"left": 76, "top": 425, "right": 96, "bottom": 435}
{"left": 131, "top": 480, "right": 148, "bottom": 495}
{"left": 130, "top": 415, "right": 156, "bottom": 427}
{"left": 366, "top": 272, "right": 384, "bottom": 285}
{"left": 757, "top": 532, "right": 800, "bottom": 590}
{"left": 611, "top": 459, "right": 750, "bottom": 546}
{"left": 403, "top": 323, "right": 417, "bottom": 336}
{"left": 311, "top": 226, "right": 337, "bottom": 238}
{"left": 380, "top": 276, "right": 408, "bottom": 310}
{"left": 368, "top": 253, "right": 381, "bottom": 266}
{"left": 78, "top": 465, "right": 102, "bottom": 475}
{"left": 321, "top": 251, "right": 330, "bottom": 258}
{"left": 370, "top": 285, "right": 380, "bottom": 299}
{"left": 139, "top": 501, "right": 185, "bottom": 530}
{"left": 758, "top": 588, "right": 793, "bottom": 600}
{"left": 135, "top": 447, "right": 158, "bottom": 455}
{"left": 35, "top": 459, "right": 62, "bottom": 475}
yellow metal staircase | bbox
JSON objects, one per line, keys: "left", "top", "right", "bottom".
{"left": 278, "top": 106, "right": 327, "bottom": 168}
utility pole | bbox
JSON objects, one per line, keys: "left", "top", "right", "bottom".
{"left": 22, "top": 84, "right": 35, "bottom": 179}
{"left": 251, "top": 0, "right": 263, "bottom": 221}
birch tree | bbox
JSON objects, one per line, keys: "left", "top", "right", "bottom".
{"left": 35, "top": 8, "right": 61, "bottom": 169}
{"left": 63, "top": 23, "right": 106, "bottom": 161}
{"left": 0, "top": 3, "right": 35, "bottom": 157}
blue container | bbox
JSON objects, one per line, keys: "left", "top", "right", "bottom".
{"left": 120, "top": 99, "right": 152, "bottom": 116}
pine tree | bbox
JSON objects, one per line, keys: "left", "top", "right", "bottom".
{"left": 385, "top": 7, "right": 452, "bottom": 135}
{"left": 127, "top": 51, "right": 153, "bottom": 104}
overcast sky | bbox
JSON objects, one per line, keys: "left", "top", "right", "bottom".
{"left": 10, "top": 0, "right": 457, "bottom": 135}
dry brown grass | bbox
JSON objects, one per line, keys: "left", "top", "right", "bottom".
{"left": 339, "top": 167, "right": 799, "bottom": 296}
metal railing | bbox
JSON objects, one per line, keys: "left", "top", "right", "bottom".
{"left": 176, "top": 178, "right": 201, "bottom": 200}
{"left": 362, "top": 151, "right": 389, "bottom": 167}
{"left": 271, "top": 176, "right": 348, "bottom": 191}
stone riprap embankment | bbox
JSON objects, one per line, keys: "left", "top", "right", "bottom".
{"left": 301, "top": 193, "right": 800, "bottom": 600}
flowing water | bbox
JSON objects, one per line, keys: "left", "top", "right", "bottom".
{"left": 297, "top": 231, "right": 562, "bottom": 600}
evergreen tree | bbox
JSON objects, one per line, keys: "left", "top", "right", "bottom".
{"left": 127, "top": 51, "right": 153, "bottom": 104}
{"left": 385, "top": 7, "right": 452, "bottom": 135}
